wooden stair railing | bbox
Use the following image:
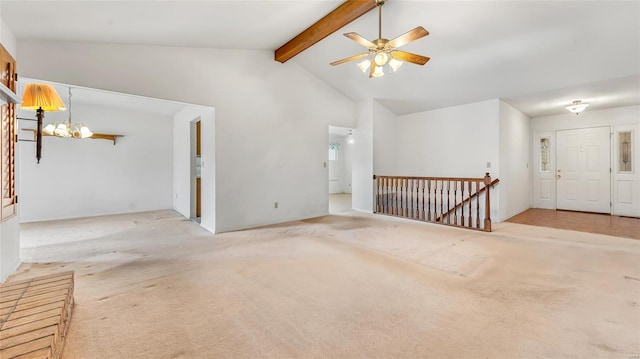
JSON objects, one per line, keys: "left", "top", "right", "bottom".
{"left": 436, "top": 178, "right": 500, "bottom": 224}
{"left": 373, "top": 173, "right": 498, "bottom": 232}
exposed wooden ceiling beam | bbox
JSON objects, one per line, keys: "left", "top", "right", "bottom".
{"left": 275, "top": 0, "right": 377, "bottom": 63}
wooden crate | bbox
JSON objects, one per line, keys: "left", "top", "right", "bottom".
{"left": 0, "top": 271, "right": 74, "bottom": 359}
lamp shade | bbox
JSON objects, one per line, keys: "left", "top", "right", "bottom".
{"left": 21, "top": 84, "right": 66, "bottom": 111}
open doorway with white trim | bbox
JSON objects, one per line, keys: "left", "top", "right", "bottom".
{"left": 328, "top": 126, "right": 353, "bottom": 214}
{"left": 190, "top": 118, "right": 202, "bottom": 223}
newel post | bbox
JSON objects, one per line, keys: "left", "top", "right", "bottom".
{"left": 373, "top": 175, "right": 377, "bottom": 213}
{"left": 484, "top": 172, "right": 492, "bottom": 232}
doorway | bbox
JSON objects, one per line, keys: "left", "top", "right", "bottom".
{"left": 556, "top": 126, "right": 611, "bottom": 214}
{"left": 190, "top": 118, "right": 202, "bottom": 222}
{"left": 328, "top": 126, "right": 353, "bottom": 213}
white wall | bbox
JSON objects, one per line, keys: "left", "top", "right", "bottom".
{"left": 396, "top": 99, "right": 500, "bottom": 178}
{"left": 531, "top": 105, "right": 640, "bottom": 217}
{"left": 17, "top": 41, "right": 356, "bottom": 232}
{"left": 352, "top": 100, "right": 374, "bottom": 212}
{"left": 173, "top": 106, "right": 216, "bottom": 232}
{"left": 0, "top": 20, "right": 19, "bottom": 282}
{"left": 1, "top": 19, "right": 17, "bottom": 57}
{"left": 373, "top": 100, "right": 397, "bottom": 175}
{"left": 18, "top": 93, "right": 174, "bottom": 222}
{"left": 499, "top": 100, "right": 531, "bottom": 221}
{"left": 395, "top": 99, "right": 501, "bottom": 221}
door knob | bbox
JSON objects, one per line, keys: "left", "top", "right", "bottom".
{"left": 557, "top": 174, "right": 561, "bottom": 179}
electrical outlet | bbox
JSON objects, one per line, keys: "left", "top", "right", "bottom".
{"left": 274, "top": 202, "right": 278, "bottom": 209}
{"left": 486, "top": 161, "right": 491, "bottom": 168}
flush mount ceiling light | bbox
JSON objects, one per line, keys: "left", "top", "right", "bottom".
{"left": 566, "top": 100, "right": 590, "bottom": 115}
{"left": 330, "top": 0, "right": 430, "bottom": 78}
{"left": 43, "top": 87, "right": 93, "bottom": 139}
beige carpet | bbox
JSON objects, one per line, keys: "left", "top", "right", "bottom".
{"left": 11, "top": 210, "right": 640, "bottom": 358}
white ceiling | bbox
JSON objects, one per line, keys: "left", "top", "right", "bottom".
{"left": 3, "top": 1, "right": 639, "bottom": 117}
{"left": 19, "top": 78, "right": 191, "bottom": 117}
{"left": 65, "top": 86, "right": 191, "bottom": 117}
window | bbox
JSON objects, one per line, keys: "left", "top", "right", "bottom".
{"left": 328, "top": 143, "right": 340, "bottom": 161}
{"left": 539, "top": 138, "right": 550, "bottom": 172}
{"left": 618, "top": 131, "right": 633, "bottom": 173}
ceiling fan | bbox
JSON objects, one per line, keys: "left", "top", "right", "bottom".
{"left": 330, "top": 0, "right": 430, "bottom": 78}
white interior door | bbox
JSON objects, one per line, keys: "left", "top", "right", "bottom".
{"left": 556, "top": 126, "right": 611, "bottom": 213}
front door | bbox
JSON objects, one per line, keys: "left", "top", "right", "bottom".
{"left": 556, "top": 126, "right": 611, "bottom": 213}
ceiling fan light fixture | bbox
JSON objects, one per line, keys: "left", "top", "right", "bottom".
{"left": 372, "top": 66, "right": 384, "bottom": 78}
{"left": 329, "top": 0, "right": 430, "bottom": 79}
{"left": 566, "top": 100, "right": 589, "bottom": 115}
{"left": 374, "top": 51, "right": 389, "bottom": 66}
{"left": 357, "top": 59, "right": 371, "bottom": 73}
{"left": 388, "top": 58, "right": 403, "bottom": 72}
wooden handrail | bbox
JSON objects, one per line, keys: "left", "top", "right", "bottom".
{"left": 437, "top": 178, "right": 500, "bottom": 222}
{"left": 374, "top": 175, "right": 486, "bottom": 182}
{"left": 373, "top": 172, "right": 498, "bottom": 232}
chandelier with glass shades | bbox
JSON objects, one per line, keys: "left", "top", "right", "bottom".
{"left": 330, "top": 0, "right": 430, "bottom": 78}
{"left": 43, "top": 87, "right": 93, "bottom": 139}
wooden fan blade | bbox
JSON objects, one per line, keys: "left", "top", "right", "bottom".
{"left": 369, "top": 63, "right": 376, "bottom": 78}
{"left": 391, "top": 50, "right": 430, "bottom": 66}
{"left": 330, "top": 53, "right": 370, "bottom": 66}
{"left": 387, "top": 26, "right": 429, "bottom": 49}
{"left": 344, "top": 32, "right": 376, "bottom": 49}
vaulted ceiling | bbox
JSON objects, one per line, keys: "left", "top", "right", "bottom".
{"left": 3, "top": 1, "right": 639, "bottom": 117}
